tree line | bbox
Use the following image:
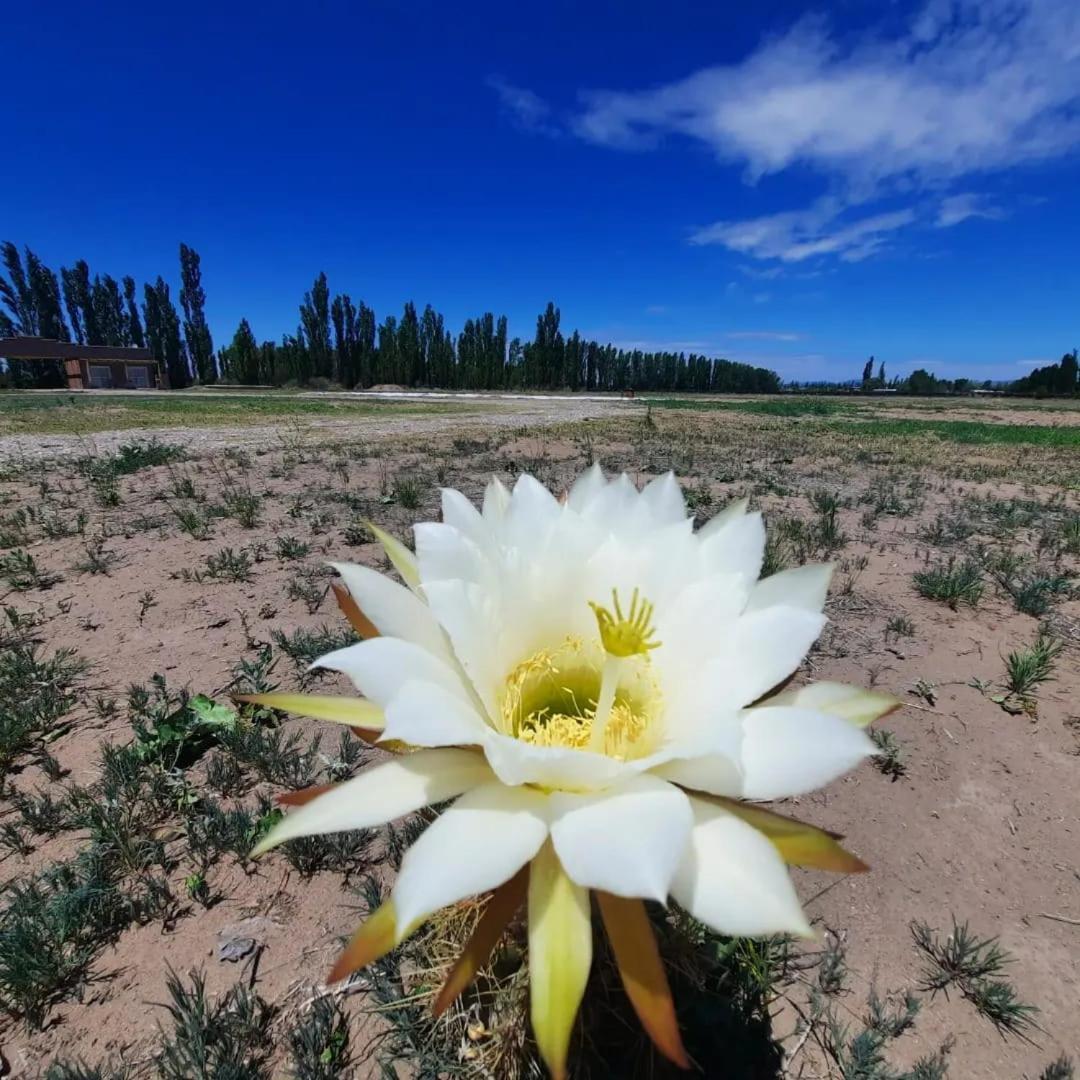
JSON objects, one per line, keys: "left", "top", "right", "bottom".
{"left": 219, "top": 283, "right": 779, "bottom": 393}
{"left": 0, "top": 243, "right": 780, "bottom": 394}
{"left": 1011, "top": 351, "right": 1078, "bottom": 397}
{"left": 0, "top": 242, "right": 214, "bottom": 389}
{"left": 842, "top": 352, "right": 1078, "bottom": 397}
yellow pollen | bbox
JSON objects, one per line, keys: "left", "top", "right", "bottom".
{"left": 589, "top": 587, "right": 661, "bottom": 659}
{"left": 499, "top": 638, "right": 660, "bottom": 760}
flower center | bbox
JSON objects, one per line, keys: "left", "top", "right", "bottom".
{"left": 497, "top": 590, "right": 663, "bottom": 760}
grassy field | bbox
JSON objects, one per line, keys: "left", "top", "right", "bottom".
{"left": 647, "top": 395, "right": 1080, "bottom": 447}
{"left": 647, "top": 394, "right": 1080, "bottom": 417}
{"left": 0, "top": 393, "right": 1076, "bottom": 1078}
{"left": 0, "top": 390, "right": 474, "bottom": 436}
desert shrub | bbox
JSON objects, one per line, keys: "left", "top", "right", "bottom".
{"left": 1002, "top": 633, "right": 1062, "bottom": 700}
{"left": 154, "top": 969, "right": 274, "bottom": 1080}
{"left": 127, "top": 677, "right": 241, "bottom": 770}
{"left": 869, "top": 727, "right": 907, "bottom": 779}
{"left": 287, "top": 995, "right": 352, "bottom": 1079}
{"left": 913, "top": 558, "right": 983, "bottom": 609}
{"left": 911, "top": 918, "right": 1037, "bottom": 1037}
{"left": 73, "top": 537, "right": 120, "bottom": 576}
{"left": 204, "top": 546, "right": 255, "bottom": 583}
{"left": 0, "top": 548, "right": 61, "bottom": 591}
{"left": 271, "top": 625, "right": 357, "bottom": 683}
{"left": 0, "top": 632, "right": 86, "bottom": 772}
{"left": 221, "top": 487, "right": 262, "bottom": 528}
{"left": 274, "top": 534, "right": 310, "bottom": 561}
{"left": 0, "top": 847, "right": 146, "bottom": 1028}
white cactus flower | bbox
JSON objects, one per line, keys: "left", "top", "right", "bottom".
{"left": 245, "top": 466, "right": 893, "bottom": 1077}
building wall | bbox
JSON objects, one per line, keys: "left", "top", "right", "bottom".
{"left": 76, "top": 359, "right": 163, "bottom": 389}
{"left": 64, "top": 359, "right": 83, "bottom": 390}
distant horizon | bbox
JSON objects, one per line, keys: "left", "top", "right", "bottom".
{"left": 3, "top": 1, "right": 1078, "bottom": 384}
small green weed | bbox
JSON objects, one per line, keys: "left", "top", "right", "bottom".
{"left": 996, "top": 633, "right": 1062, "bottom": 711}
{"left": 275, "top": 534, "right": 311, "bottom": 561}
{"left": 869, "top": 727, "right": 906, "bottom": 779}
{"left": 913, "top": 558, "right": 983, "bottom": 609}
{"left": 154, "top": 969, "right": 274, "bottom": 1080}
{"left": 288, "top": 995, "right": 352, "bottom": 1079}
{"left": 911, "top": 918, "right": 1037, "bottom": 1037}
{"left": 0, "top": 549, "right": 62, "bottom": 591}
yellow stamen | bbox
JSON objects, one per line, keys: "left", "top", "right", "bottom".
{"left": 498, "top": 637, "right": 659, "bottom": 760}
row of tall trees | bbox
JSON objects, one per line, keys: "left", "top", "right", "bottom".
{"left": 2, "top": 245, "right": 780, "bottom": 393}
{"left": 1012, "top": 351, "right": 1078, "bottom": 396}
{"left": 0, "top": 241, "right": 212, "bottom": 388}
{"left": 845, "top": 351, "right": 1079, "bottom": 397}
{"left": 218, "top": 279, "right": 781, "bottom": 393}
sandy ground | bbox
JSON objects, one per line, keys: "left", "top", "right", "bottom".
{"left": 0, "top": 394, "right": 628, "bottom": 461}
{"left": 0, "top": 401, "right": 1077, "bottom": 1077}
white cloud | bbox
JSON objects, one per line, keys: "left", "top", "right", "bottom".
{"left": 573, "top": 1, "right": 1080, "bottom": 189}
{"left": 935, "top": 192, "right": 1005, "bottom": 227}
{"left": 726, "top": 330, "right": 803, "bottom": 342}
{"left": 487, "top": 76, "right": 560, "bottom": 137}
{"left": 695, "top": 199, "right": 917, "bottom": 262}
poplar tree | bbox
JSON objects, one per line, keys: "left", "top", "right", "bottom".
{"left": 144, "top": 277, "right": 189, "bottom": 388}
{"left": 92, "top": 274, "right": 127, "bottom": 345}
{"left": 61, "top": 261, "right": 95, "bottom": 344}
{"left": 0, "top": 244, "right": 68, "bottom": 384}
{"left": 179, "top": 243, "right": 215, "bottom": 383}
{"left": 299, "top": 272, "right": 331, "bottom": 380}
{"left": 123, "top": 276, "right": 145, "bottom": 347}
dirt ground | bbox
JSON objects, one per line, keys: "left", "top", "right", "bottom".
{"left": 0, "top": 393, "right": 628, "bottom": 461}
{"left": 0, "top": 396, "right": 1077, "bottom": 1078}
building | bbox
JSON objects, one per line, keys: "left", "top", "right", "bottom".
{"left": 0, "top": 336, "right": 167, "bottom": 389}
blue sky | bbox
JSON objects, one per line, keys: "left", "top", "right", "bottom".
{"left": 3, "top": 0, "right": 1078, "bottom": 383}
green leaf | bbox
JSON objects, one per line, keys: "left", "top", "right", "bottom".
{"left": 189, "top": 694, "right": 238, "bottom": 730}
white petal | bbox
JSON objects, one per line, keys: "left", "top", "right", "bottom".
{"left": 414, "top": 522, "right": 487, "bottom": 585}
{"left": 441, "top": 486, "right": 486, "bottom": 540}
{"left": 700, "top": 512, "right": 766, "bottom": 581}
{"left": 670, "top": 798, "right": 811, "bottom": 937}
{"left": 481, "top": 733, "right": 629, "bottom": 791}
{"left": 508, "top": 473, "right": 562, "bottom": 527}
{"left": 655, "top": 571, "right": 752, "bottom": 684}
{"left": 640, "top": 472, "right": 688, "bottom": 525}
{"left": 763, "top": 681, "right": 900, "bottom": 728}
{"left": 330, "top": 562, "right": 452, "bottom": 661}
{"left": 421, "top": 579, "right": 504, "bottom": 715}
{"left": 253, "top": 748, "right": 492, "bottom": 854}
{"left": 697, "top": 606, "right": 826, "bottom": 709}
{"left": 482, "top": 477, "right": 511, "bottom": 520}
{"left": 549, "top": 775, "right": 692, "bottom": 901}
{"left": 392, "top": 782, "right": 550, "bottom": 933}
{"left": 698, "top": 496, "right": 749, "bottom": 539}
{"left": 739, "top": 706, "right": 877, "bottom": 800}
{"left": 747, "top": 563, "right": 832, "bottom": 614}
{"left": 566, "top": 462, "right": 606, "bottom": 511}
{"left": 578, "top": 471, "right": 639, "bottom": 527}
{"left": 315, "top": 637, "right": 470, "bottom": 706}
{"left": 650, "top": 717, "right": 744, "bottom": 795}
{"left": 382, "top": 680, "right": 489, "bottom": 748}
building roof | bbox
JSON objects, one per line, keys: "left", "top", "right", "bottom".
{"left": 0, "top": 336, "right": 154, "bottom": 363}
